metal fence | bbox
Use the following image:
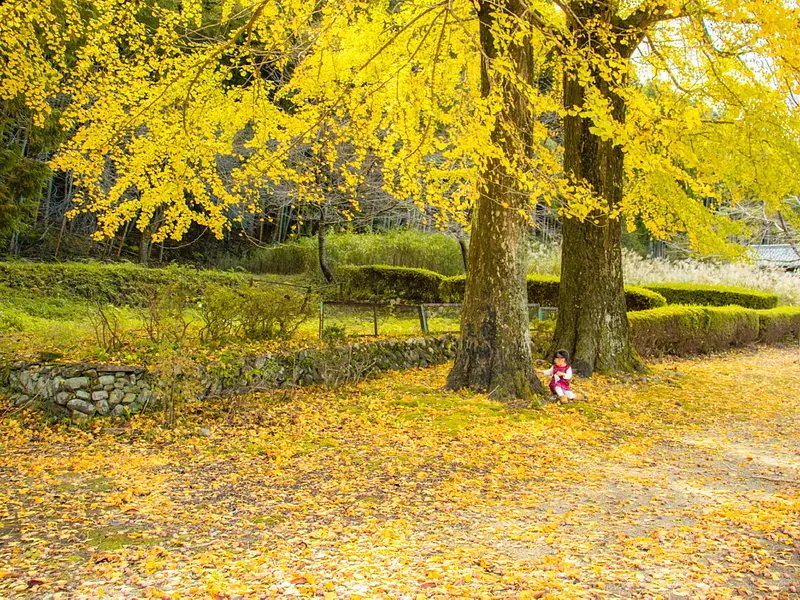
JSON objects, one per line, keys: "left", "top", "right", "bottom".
{"left": 319, "top": 301, "right": 557, "bottom": 338}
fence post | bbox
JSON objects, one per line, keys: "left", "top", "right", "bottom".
{"left": 373, "top": 304, "right": 379, "bottom": 336}
{"left": 418, "top": 305, "right": 429, "bottom": 334}
{"left": 537, "top": 305, "right": 543, "bottom": 321}
{"left": 319, "top": 301, "right": 324, "bottom": 338}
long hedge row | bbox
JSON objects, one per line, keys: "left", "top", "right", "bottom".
{"left": 338, "top": 265, "right": 668, "bottom": 311}
{"left": 629, "top": 305, "right": 800, "bottom": 356}
{"left": 642, "top": 282, "right": 778, "bottom": 309}
{"left": 0, "top": 262, "right": 251, "bottom": 305}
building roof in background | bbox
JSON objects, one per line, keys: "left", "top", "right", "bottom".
{"left": 748, "top": 244, "right": 800, "bottom": 269}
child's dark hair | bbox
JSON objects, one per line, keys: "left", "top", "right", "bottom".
{"left": 554, "top": 349, "right": 570, "bottom": 363}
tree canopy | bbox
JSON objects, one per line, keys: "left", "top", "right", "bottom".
{"left": 1, "top": 0, "right": 793, "bottom": 246}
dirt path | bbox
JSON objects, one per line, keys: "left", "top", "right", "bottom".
{"left": 0, "top": 347, "right": 798, "bottom": 599}
{"left": 478, "top": 423, "right": 800, "bottom": 599}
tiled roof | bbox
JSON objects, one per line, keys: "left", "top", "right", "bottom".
{"left": 748, "top": 244, "right": 800, "bottom": 269}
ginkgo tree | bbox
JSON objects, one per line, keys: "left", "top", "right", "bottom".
{"left": 544, "top": 0, "right": 800, "bottom": 376}
{"left": 3, "top": 0, "right": 800, "bottom": 400}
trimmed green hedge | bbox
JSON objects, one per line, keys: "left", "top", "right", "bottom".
{"left": 438, "top": 274, "right": 562, "bottom": 305}
{"left": 342, "top": 266, "right": 667, "bottom": 310}
{"left": 642, "top": 283, "right": 778, "bottom": 309}
{"left": 337, "top": 265, "right": 445, "bottom": 303}
{"left": 624, "top": 286, "right": 669, "bottom": 312}
{"left": 757, "top": 306, "right": 800, "bottom": 344}
{"left": 628, "top": 305, "right": 790, "bottom": 356}
{"left": 0, "top": 262, "right": 249, "bottom": 306}
{"left": 429, "top": 271, "right": 665, "bottom": 311}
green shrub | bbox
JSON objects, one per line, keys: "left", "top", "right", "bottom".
{"left": 641, "top": 283, "right": 778, "bottom": 309}
{"left": 628, "top": 305, "right": 760, "bottom": 356}
{"left": 238, "top": 287, "right": 314, "bottom": 340}
{"left": 198, "top": 286, "right": 240, "bottom": 345}
{"left": 338, "top": 265, "right": 445, "bottom": 303}
{"left": 139, "top": 280, "right": 195, "bottom": 345}
{"left": 439, "top": 274, "right": 561, "bottom": 305}
{"left": 438, "top": 275, "right": 466, "bottom": 303}
{"left": 198, "top": 284, "right": 314, "bottom": 345}
{"left": 757, "top": 306, "right": 800, "bottom": 344}
{"left": 440, "top": 274, "right": 665, "bottom": 311}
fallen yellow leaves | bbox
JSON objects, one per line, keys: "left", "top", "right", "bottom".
{"left": 0, "top": 347, "right": 798, "bottom": 598}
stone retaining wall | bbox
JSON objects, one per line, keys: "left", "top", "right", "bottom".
{"left": 4, "top": 365, "right": 152, "bottom": 421}
{"left": 1, "top": 334, "right": 459, "bottom": 420}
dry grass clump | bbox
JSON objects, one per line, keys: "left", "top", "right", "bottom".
{"left": 527, "top": 245, "right": 799, "bottom": 306}
{"left": 622, "top": 250, "right": 800, "bottom": 306}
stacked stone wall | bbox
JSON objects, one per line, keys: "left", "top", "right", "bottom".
{"left": 2, "top": 335, "right": 459, "bottom": 420}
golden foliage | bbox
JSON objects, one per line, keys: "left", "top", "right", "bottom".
{"left": 2, "top": 0, "right": 800, "bottom": 250}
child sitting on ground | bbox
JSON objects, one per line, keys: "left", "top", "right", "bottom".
{"left": 543, "top": 349, "right": 579, "bottom": 403}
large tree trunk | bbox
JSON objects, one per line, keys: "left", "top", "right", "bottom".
{"left": 446, "top": 0, "right": 545, "bottom": 402}
{"left": 550, "top": 7, "right": 642, "bottom": 377}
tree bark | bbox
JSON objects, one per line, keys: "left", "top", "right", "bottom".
{"left": 318, "top": 205, "right": 334, "bottom": 283}
{"left": 139, "top": 227, "right": 152, "bottom": 265}
{"left": 550, "top": 4, "right": 642, "bottom": 376}
{"left": 446, "top": 0, "right": 545, "bottom": 402}
{"left": 458, "top": 237, "right": 469, "bottom": 273}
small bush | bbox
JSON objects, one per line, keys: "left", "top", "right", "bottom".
{"left": 239, "top": 287, "right": 314, "bottom": 340}
{"left": 198, "top": 284, "right": 314, "bottom": 345}
{"left": 198, "top": 286, "right": 240, "bottom": 345}
{"left": 757, "top": 306, "right": 800, "bottom": 344}
{"left": 641, "top": 283, "right": 779, "bottom": 309}
{"left": 339, "top": 265, "right": 445, "bottom": 303}
{"left": 139, "top": 280, "right": 195, "bottom": 345}
{"left": 628, "top": 305, "right": 760, "bottom": 356}
{"left": 89, "top": 303, "right": 126, "bottom": 353}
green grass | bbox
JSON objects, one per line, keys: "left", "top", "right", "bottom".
{"left": 389, "top": 388, "right": 541, "bottom": 434}
{"left": 84, "top": 526, "right": 164, "bottom": 551}
{"left": 249, "top": 515, "right": 287, "bottom": 526}
{"left": 54, "top": 476, "right": 116, "bottom": 493}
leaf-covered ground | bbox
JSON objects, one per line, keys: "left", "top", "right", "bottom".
{"left": 1, "top": 347, "right": 799, "bottom": 599}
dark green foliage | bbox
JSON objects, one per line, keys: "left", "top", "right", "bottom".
{"left": 338, "top": 265, "right": 446, "bottom": 303}
{"left": 628, "top": 305, "right": 762, "bottom": 356}
{"left": 0, "top": 261, "right": 249, "bottom": 306}
{"left": 139, "top": 279, "right": 195, "bottom": 345}
{"left": 439, "top": 274, "right": 561, "bottom": 306}
{"left": 642, "top": 283, "right": 779, "bottom": 309}
{"left": 198, "top": 285, "right": 240, "bottom": 345}
{"left": 757, "top": 306, "right": 800, "bottom": 344}
{"left": 0, "top": 149, "right": 50, "bottom": 237}
{"left": 238, "top": 287, "right": 313, "bottom": 340}
{"left": 0, "top": 98, "right": 66, "bottom": 239}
